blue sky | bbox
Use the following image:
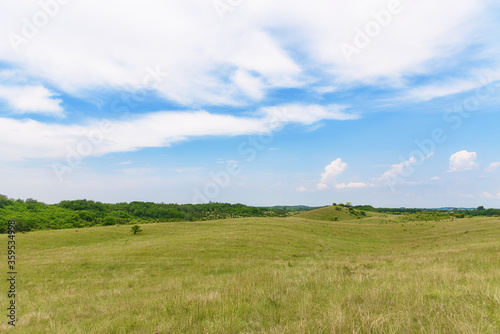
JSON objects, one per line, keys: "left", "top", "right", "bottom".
{"left": 0, "top": 0, "right": 499, "bottom": 207}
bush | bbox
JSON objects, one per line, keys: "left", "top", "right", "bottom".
{"left": 131, "top": 224, "right": 142, "bottom": 234}
{"left": 103, "top": 216, "right": 116, "bottom": 226}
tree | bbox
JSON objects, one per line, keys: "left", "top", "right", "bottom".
{"left": 131, "top": 224, "right": 142, "bottom": 234}
{"left": 103, "top": 216, "right": 116, "bottom": 226}
{"left": 477, "top": 206, "right": 485, "bottom": 211}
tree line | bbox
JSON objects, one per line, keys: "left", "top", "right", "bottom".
{"left": 354, "top": 204, "right": 500, "bottom": 217}
{"left": 0, "top": 195, "right": 291, "bottom": 233}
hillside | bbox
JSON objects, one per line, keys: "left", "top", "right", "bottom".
{"left": 294, "top": 204, "right": 390, "bottom": 221}
{"left": 1, "top": 216, "right": 499, "bottom": 333}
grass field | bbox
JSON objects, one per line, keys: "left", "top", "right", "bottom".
{"left": 1, "top": 212, "right": 499, "bottom": 333}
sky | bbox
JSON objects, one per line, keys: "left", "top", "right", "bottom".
{"left": 0, "top": 0, "right": 499, "bottom": 207}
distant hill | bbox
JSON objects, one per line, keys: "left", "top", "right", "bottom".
{"left": 294, "top": 205, "right": 384, "bottom": 221}
{"left": 259, "top": 205, "right": 322, "bottom": 212}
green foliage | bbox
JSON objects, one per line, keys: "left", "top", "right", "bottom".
{"left": 0, "top": 197, "right": 297, "bottom": 233}
{"left": 131, "top": 224, "right": 142, "bottom": 234}
{"left": 353, "top": 205, "right": 376, "bottom": 212}
{"left": 103, "top": 216, "right": 116, "bottom": 226}
{"left": 0, "top": 194, "right": 14, "bottom": 208}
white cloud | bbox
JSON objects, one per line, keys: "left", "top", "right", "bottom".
{"left": 0, "top": 85, "right": 64, "bottom": 117}
{"left": 122, "top": 168, "right": 154, "bottom": 176}
{"left": 231, "top": 70, "right": 265, "bottom": 100}
{"left": 379, "top": 156, "right": 417, "bottom": 183}
{"left": 312, "top": 86, "right": 337, "bottom": 94}
{"left": 316, "top": 158, "right": 348, "bottom": 189}
{"left": 401, "top": 69, "right": 500, "bottom": 102}
{"left": 378, "top": 153, "right": 434, "bottom": 185}
{"left": 301, "top": 158, "right": 374, "bottom": 191}
{"left": 260, "top": 104, "right": 359, "bottom": 126}
{"left": 404, "top": 80, "right": 481, "bottom": 102}
{"left": 113, "top": 160, "right": 132, "bottom": 166}
{"left": 0, "top": 103, "right": 350, "bottom": 162}
{"left": 175, "top": 167, "right": 203, "bottom": 173}
{"left": 485, "top": 162, "right": 500, "bottom": 172}
{"left": 480, "top": 191, "right": 500, "bottom": 199}
{"left": 448, "top": 150, "right": 478, "bottom": 172}
{"left": 0, "top": 0, "right": 491, "bottom": 106}
{"left": 430, "top": 176, "right": 440, "bottom": 181}
{"left": 335, "top": 182, "right": 371, "bottom": 189}
{"left": 297, "top": 186, "right": 309, "bottom": 192}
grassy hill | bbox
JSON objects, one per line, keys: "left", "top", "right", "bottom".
{"left": 1, "top": 216, "right": 499, "bottom": 333}
{"left": 294, "top": 204, "right": 390, "bottom": 221}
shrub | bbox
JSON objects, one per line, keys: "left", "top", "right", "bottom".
{"left": 103, "top": 216, "right": 116, "bottom": 226}
{"left": 131, "top": 224, "right": 142, "bottom": 234}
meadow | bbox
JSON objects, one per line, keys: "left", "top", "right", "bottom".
{"left": 1, "top": 206, "right": 499, "bottom": 333}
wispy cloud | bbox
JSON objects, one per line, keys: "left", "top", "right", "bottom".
{"left": 260, "top": 104, "right": 359, "bottom": 125}
{"left": 0, "top": 104, "right": 355, "bottom": 162}
{"left": 113, "top": 161, "right": 132, "bottom": 166}
{"left": 0, "top": 0, "right": 492, "bottom": 106}
{"left": 335, "top": 182, "right": 372, "bottom": 189}
{"left": 480, "top": 191, "right": 500, "bottom": 199}
{"left": 378, "top": 153, "right": 434, "bottom": 184}
{"left": 484, "top": 162, "right": 500, "bottom": 172}
{"left": 121, "top": 168, "right": 154, "bottom": 176}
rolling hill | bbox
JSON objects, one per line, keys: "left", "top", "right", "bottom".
{"left": 294, "top": 204, "right": 390, "bottom": 221}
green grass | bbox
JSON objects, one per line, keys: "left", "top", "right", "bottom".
{"left": 1, "top": 214, "right": 499, "bottom": 333}
{"left": 295, "top": 205, "right": 387, "bottom": 221}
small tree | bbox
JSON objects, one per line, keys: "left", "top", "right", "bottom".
{"left": 131, "top": 224, "right": 142, "bottom": 234}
